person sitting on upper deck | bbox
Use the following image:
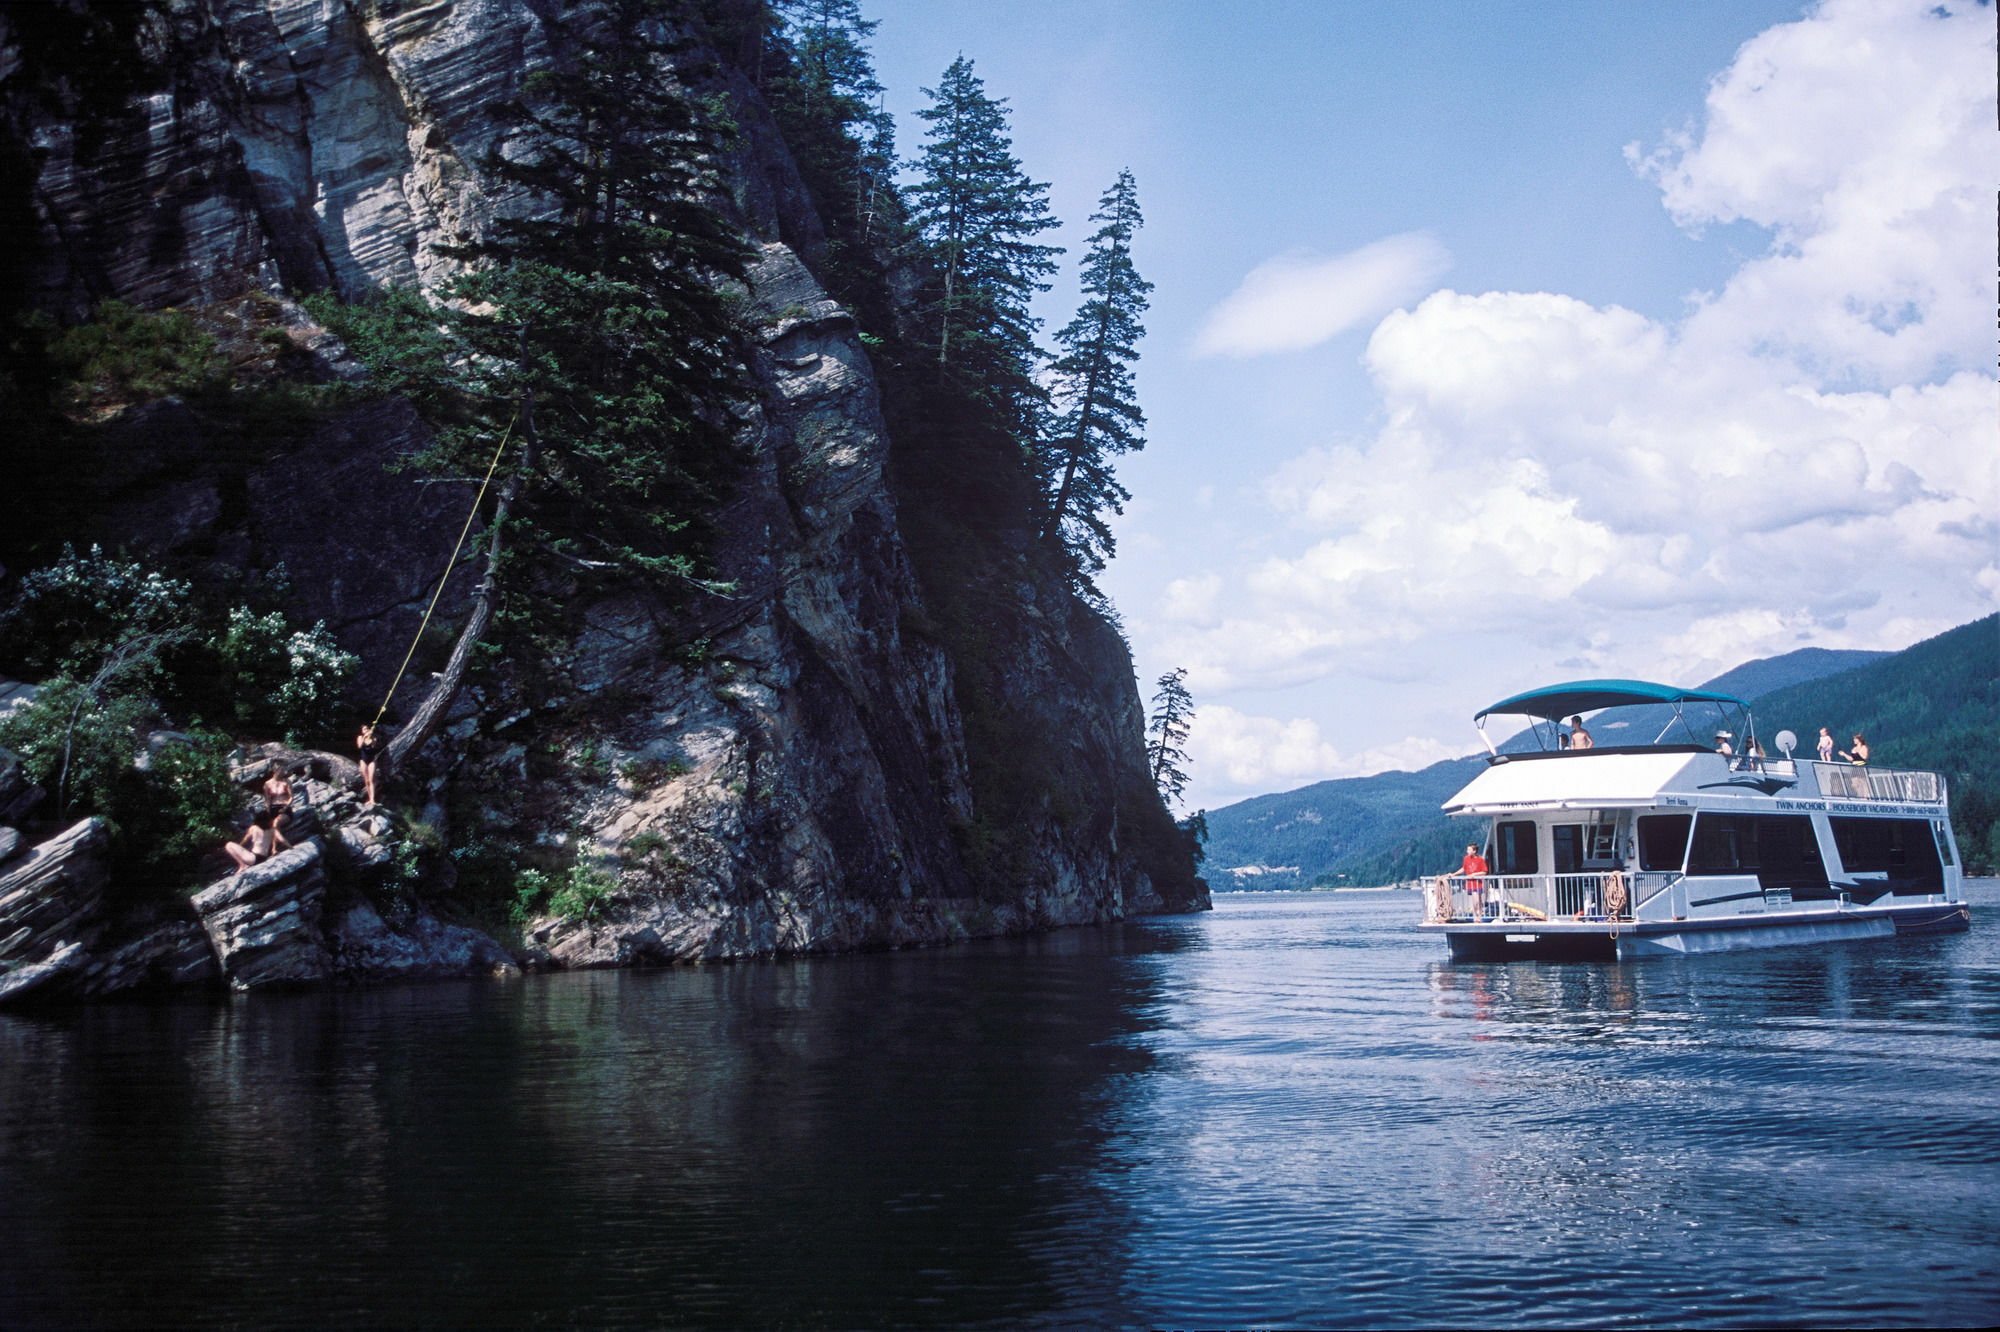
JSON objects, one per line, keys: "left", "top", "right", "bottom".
{"left": 1714, "top": 730, "right": 1734, "bottom": 756}
{"left": 1567, "top": 715, "right": 1593, "bottom": 750}
{"left": 1839, "top": 734, "right": 1869, "bottom": 765}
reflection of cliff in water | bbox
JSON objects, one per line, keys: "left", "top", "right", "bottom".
{"left": 0, "top": 923, "right": 1188, "bottom": 1328}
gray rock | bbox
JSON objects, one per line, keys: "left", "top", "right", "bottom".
{"left": 0, "top": 818, "right": 112, "bottom": 971}
{"left": 189, "top": 839, "right": 333, "bottom": 990}
{"left": 0, "top": 744, "right": 23, "bottom": 804}
{"left": 0, "top": 827, "right": 19, "bottom": 867}
{"left": 328, "top": 903, "right": 518, "bottom": 981}
{"left": 0, "top": 783, "right": 43, "bottom": 827}
{"left": 0, "top": 940, "right": 89, "bottom": 1008}
{"left": 72, "top": 914, "right": 219, "bottom": 997}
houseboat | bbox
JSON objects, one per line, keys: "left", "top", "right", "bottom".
{"left": 1419, "top": 680, "right": 1970, "bottom": 961}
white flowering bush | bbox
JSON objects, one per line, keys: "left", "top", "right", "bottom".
{"left": 215, "top": 607, "right": 358, "bottom": 741}
{"left": 0, "top": 544, "right": 192, "bottom": 674}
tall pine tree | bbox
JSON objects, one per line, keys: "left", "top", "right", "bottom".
{"left": 1147, "top": 667, "right": 1195, "bottom": 807}
{"left": 1041, "top": 169, "right": 1150, "bottom": 573}
{"left": 908, "top": 56, "right": 1061, "bottom": 424}
{"left": 387, "top": 0, "right": 751, "bottom": 764}
{"left": 765, "top": 2, "right": 898, "bottom": 282}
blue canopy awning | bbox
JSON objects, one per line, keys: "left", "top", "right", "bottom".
{"left": 1475, "top": 679, "right": 1749, "bottom": 724}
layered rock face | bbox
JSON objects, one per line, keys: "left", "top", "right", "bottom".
{"left": 0, "top": 0, "right": 1207, "bottom": 988}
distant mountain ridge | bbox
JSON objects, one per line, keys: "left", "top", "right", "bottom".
{"left": 1201, "top": 636, "right": 1972, "bottom": 889}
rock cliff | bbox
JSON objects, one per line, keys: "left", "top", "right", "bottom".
{"left": 0, "top": 0, "right": 1206, "bottom": 994}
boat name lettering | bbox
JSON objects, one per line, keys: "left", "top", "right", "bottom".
{"left": 1775, "top": 799, "right": 1827, "bottom": 811}
{"left": 1661, "top": 796, "right": 1693, "bottom": 807}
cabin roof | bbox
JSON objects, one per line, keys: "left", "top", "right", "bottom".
{"left": 1442, "top": 751, "right": 1702, "bottom": 815}
{"left": 1475, "top": 678, "right": 1748, "bottom": 723}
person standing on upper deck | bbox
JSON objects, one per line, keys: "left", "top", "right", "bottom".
{"left": 1568, "top": 716, "right": 1593, "bottom": 750}
{"left": 1817, "top": 727, "right": 1835, "bottom": 762}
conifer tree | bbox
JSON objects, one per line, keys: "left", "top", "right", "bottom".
{"left": 908, "top": 56, "right": 1061, "bottom": 419}
{"left": 388, "top": 0, "right": 750, "bottom": 764}
{"left": 1041, "top": 169, "right": 1151, "bottom": 573}
{"left": 1147, "top": 667, "right": 1195, "bottom": 806}
{"left": 767, "top": 1, "right": 897, "bottom": 258}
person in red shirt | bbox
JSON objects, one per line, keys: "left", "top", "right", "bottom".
{"left": 1460, "top": 843, "right": 1489, "bottom": 918}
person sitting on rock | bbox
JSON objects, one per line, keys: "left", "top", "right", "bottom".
{"left": 356, "top": 722, "right": 383, "bottom": 808}
{"left": 224, "top": 811, "right": 284, "bottom": 876}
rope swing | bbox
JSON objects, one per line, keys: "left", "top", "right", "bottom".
{"left": 371, "top": 414, "right": 518, "bottom": 728}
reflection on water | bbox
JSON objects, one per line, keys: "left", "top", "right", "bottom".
{"left": 2, "top": 886, "right": 1997, "bottom": 1329}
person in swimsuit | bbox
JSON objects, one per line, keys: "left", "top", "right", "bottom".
{"left": 356, "top": 722, "right": 382, "bottom": 807}
{"left": 225, "top": 812, "right": 279, "bottom": 876}
{"left": 1568, "top": 715, "right": 1593, "bottom": 750}
{"left": 261, "top": 767, "right": 296, "bottom": 841}
{"left": 1839, "top": 734, "right": 1869, "bottom": 765}
{"left": 1817, "top": 727, "right": 1835, "bottom": 763}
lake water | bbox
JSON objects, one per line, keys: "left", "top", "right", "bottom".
{"left": 4, "top": 884, "right": 1997, "bottom": 1329}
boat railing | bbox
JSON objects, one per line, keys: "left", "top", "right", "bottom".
{"left": 1812, "top": 761, "right": 1945, "bottom": 803}
{"left": 1425, "top": 871, "right": 1635, "bottom": 924}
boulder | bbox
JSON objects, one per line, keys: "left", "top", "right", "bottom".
{"left": 0, "top": 783, "right": 43, "bottom": 827}
{"left": 0, "top": 744, "right": 23, "bottom": 804}
{"left": 0, "top": 940, "right": 89, "bottom": 1008}
{"left": 328, "top": 903, "right": 518, "bottom": 982}
{"left": 0, "top": 827, "right": 20, "bottom": 867}
{"left": 189, "top": 839, "right": 334, "bottom": 989}
{"left": 0, "top": 818, "right": 112, "bottom": 972}
{"left": 72, "top": 913, "right": 219, "bottom": 997}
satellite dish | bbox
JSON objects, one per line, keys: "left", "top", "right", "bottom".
{"left": 1775, "top": 729, "right": 1797, "bottom": 757}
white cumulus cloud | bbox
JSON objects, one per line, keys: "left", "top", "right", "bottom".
{"left": 1156, "top": 0, "right": 1998, "bottom": 805}
{"left": 1192, "top": 232, "right": 1451, "bottom": 358}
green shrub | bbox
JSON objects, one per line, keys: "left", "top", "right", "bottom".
{"left": 47, "top": 299, "right": 228, "bottom": 410}
{"left": 0, "top": 544, "right": 192, "bottom": 676}
{"left": 549, "top": 859, "right": 618, "bottom": 921}
{"left": 130, "top": 725, "right": 237, "bottom": 865}
{"left": 0, "top": 675, "right": 149, "bottom": 823}
{"left": 509, "top": 867, "right": 552, "bottom": 926}
{"left": 627, "top": 829, "right": 668, "bottom": 858}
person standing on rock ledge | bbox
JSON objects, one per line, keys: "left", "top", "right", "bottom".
{"left": 356, "top": 722, "right": 382, "bottom": 808}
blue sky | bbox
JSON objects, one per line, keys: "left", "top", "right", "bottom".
{"left": 859, "top": 1, "right": 1999, "bottom": 809}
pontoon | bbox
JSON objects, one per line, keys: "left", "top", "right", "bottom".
{"left": 1419, "top": 680, "right": 1970, "bottom": 961}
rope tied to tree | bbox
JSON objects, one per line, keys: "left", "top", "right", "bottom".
{"left": 371, "top": 413, "right": 518, "bottom": 728}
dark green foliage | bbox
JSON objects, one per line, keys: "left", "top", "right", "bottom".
{"left": 0, "top": 544, "right": 192, "bottom": 677}
{"left": 300, "top": 287, "right": 461, "bottom": 416}
{"left": 1042, "top": 170, "right": 1151, "bottom": 573}
{"left": 1146, "top": 667, "right": 1194, "bottom": 806}
{"left": 0, "top": 674, "right": 152, "bottom": 825}
{"left": 762, "top": 0, "right": 901, "bottom": 312}
{"left": 42, "top": 300, "right": 230, "bottom": 409}
{"left": 413, "top": 0, "right": 753, "bottom": 593}
{"left": 123, "top": 725, "right": 238, "bottom": 869}
{"left": 908, "top": 56, "right": 1061, "bottom": 427}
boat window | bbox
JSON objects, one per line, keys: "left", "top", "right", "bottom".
{"left": 1686, "top": 814, "right": 1828, "bottom": 893}
{"left": 1494, "top": 820, "right": 1538, "bottom": 874}
{"left": 1552, "top": 825, "right": 1583, "bottom": 874}
{"left": 1830, "top": 817, "right": 1944, "bottom": 894}
{"left": 1637, "top": 814, "right": 1692, "bottom": 871}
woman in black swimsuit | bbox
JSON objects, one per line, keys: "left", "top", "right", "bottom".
{"left": 356, "top": 722, "right": 382, "bottom": 807}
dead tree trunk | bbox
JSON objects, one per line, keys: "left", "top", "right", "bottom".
{"left": 384, "top": 391, "right": 538, "bottom": 770}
